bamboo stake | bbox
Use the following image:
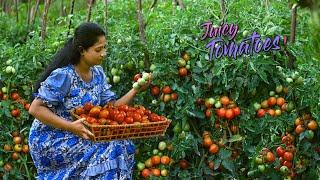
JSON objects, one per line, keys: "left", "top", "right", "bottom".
{"left": 177, "top": 0, "right": 185, "bottom": 9}
{"left": 15, "top": 0, "right": 18, "bottom": 23}
{"left": 150, "top": 0, "right": 157, "bottom": 10}
{"left": 136, "top": 0, "right": 150, "bottom": 69}
{"left": 41, "top": 0, "right": 51, "bottom": 40}
{"left": 67, "top": 0, "right": 75, "bottom": 37}
{"left": 27, "top": 0, "right": 31, "bottom": 25}
{"left": 30, "top": 0, "right": 41, "bottom": 26}
{"left": 220, "top": 0, "right": 226, "bottom": 18}
{"left": 290, "top": 4, "right": 298, "bottom": 43}
{"left": 86, "top": 0, "right": 94, "bottom": 22}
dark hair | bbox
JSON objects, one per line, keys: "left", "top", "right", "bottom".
{"left": 32, "top": 22, "right": 105, "bottom": 100}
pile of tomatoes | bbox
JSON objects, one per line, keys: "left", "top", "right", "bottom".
{"left": 74, "top": 102, "right": 167, "bottom": 126}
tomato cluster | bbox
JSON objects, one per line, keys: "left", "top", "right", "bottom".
{"left": 177, "top": 52, "right": 191, "bottom": 77}
{"left": 0, "top": 91, "right": 31, "bottom": 119}
{"left": 75, "top": 102, "right": 167, "bottom": 126}
{"left": 159, "top": 86, "right": 178, "bottom": 103}
{"left": 138, "top": 141, "right": 172, "bottom": 178}
{"left": 201, "top": 95, "right": 241, "bottom": 121}
{"left": 202, "top": 131, "right": 220, "bottom": 155}
{"left": 2, "top": 131, "right": 29, "bottom": 173}
{"left": 254, "top": 85, "right": 293, "bottom": 118}
{"left": 294, "top": 113, "right": 317, "bottom": 139}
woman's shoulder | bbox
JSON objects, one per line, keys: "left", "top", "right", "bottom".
{"left": 45, "top": 65, "right": 73, "bottom": 86}
{"left": 51, "top": 65, "right": 73, "bottom": 75}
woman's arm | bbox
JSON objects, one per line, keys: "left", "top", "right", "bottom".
{"left": 114, "top": 88, "right": 138, "bottom": 106}
{"left": 29, "top": 99, "right": 94, "bottom": 139}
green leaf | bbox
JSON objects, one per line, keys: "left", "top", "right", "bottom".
{"left": 227, "top": 134, "right": 243, "bottom": 143}
{"left": 218, "top": 149, "right": 232, "bottom": 159}
{"left": 221, "top": 159, "right": 235, "bottom": 173}
{"left": 186, "top": 109, "right": 205, "bottom": 119}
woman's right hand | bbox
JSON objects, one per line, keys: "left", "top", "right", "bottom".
{"left": 68, "top": 118, "right": 94, "bottom": 140}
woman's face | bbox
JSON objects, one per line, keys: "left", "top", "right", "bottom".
{"left": 82, "top": 35, "right": 106, "bottom": 66}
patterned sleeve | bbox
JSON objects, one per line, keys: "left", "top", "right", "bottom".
{"left": 34, "top": 68, "right": 71, "bottom": 108}
{"left": 96, "top": 66, "right": 118, "bottom": 106}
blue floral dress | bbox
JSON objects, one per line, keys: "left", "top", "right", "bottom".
{"left": 28, "top": 64, "right": 135, "bottom": 180}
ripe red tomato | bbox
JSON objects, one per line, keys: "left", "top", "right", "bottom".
{"left": 203, "top": 137, "right": 213, "bottom": 148}
{"left": 151, "top": 168, "right": 161, "bottom": 177}
{"left": 135, "top": 109, "right": 145, "bottom": 116}
{"left": 267, "top": 109, "right": 275, "bottom": 117}
{"left": 89, "top": 107, "right": 101, "bottom": 118}
{"left": 160, "top": 156, "right": 171, "bottom": 165}
{"left": 11, "top": 92, "right": 20, "bottom": 101}
{"left": 179, "top": 159, "right": 189, "bottom": 170}
{"left": 205, "top": 109, "right": 212, "bottom": 118}
{"left": 283, "top": 161, "right": 292, "bottom": 168}
{"left": 220, "top": 96, "right": 230, "bottom": 106}
{"left": 114, "top": 112, "right": 126, "bottom": 123}
{"left": 257, "top": 109, "right": 266, "bottom": 118}
{"left": 283, "top": 152, "right": 293, "bottom": 161}
{"left": 216, "top": 108, "right": 226, "bottom": 118}
{"left": 225, "top": 109, "right": 235, "bottom": 120}
{"left": 171, "top": 92, "right": 178, "bottom": 101}
{"left": 118, "top": 105, "right": 129, "bottom": 112}
{"left": 151, "top": 86, "right": 160, "bottom": 96}
{"left": 124, "top": 116, "right": 134, "bottom": 124}
{"left": 99, "top": 109, "right": 109, "bottom": 119}
{"left": 109, "top": 109, "right": 119, "bottom": 120}
{"left": 11, "top": 109, "right": 20, "bottom": 117}
{"left": 150, "top": 113, "right": 160, "bottom": 122}
{"left": 24, "top": 103, "right": 31, "bottom": 111}
{"left": 276, "top": 146, "right": 285, "bottom": 157}
{"left": 86, "top": 117, "right": 97, "bottom": 124}
{"left": 209, "top": 144, "right": 219, "bottom": 154}
{"left": 151, "top": 155, "right": 161, "bottom": 166}
{"left": 179, "top": 67, "right": 188, "bottom": 77}
{"left": 141, "top": 169, "right": 150, "bottom": 178}
{"left": 132, "top": 113, "right": 142, "bottom": 122}
{"left": 232, "top": 107, "right": 241, "bottom": 116}
{"left": 276, "top": 97, "right": 285, "bottom": 107}
{"left": 75, "top": 107, "right": 85, "bottom": 115}
{"left": 268, "top": 97, "right": 277, "bottom": 107}
{"left": 12, "top": 152, "right": 20, "bottom": 160}
{"left": 265, "top": 152, "right": 275, "bottom": 163}
{"left": 162, "top": 86, "right": 172, "bottom": 94}
{"left": 295, "top": 125, "right": 304, "bottom": 134}
{"left": 13, "top": 136, "right": 22, "bottom": 144}
{"left": 84, "top": 102, "right": 94, "bottom": 111}
{"left": 133, "top": 73, "right": 141, "bottom": 82}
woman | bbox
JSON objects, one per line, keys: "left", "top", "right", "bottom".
{"left": 28, "top": 22, "right": 150, "bottom": 179}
